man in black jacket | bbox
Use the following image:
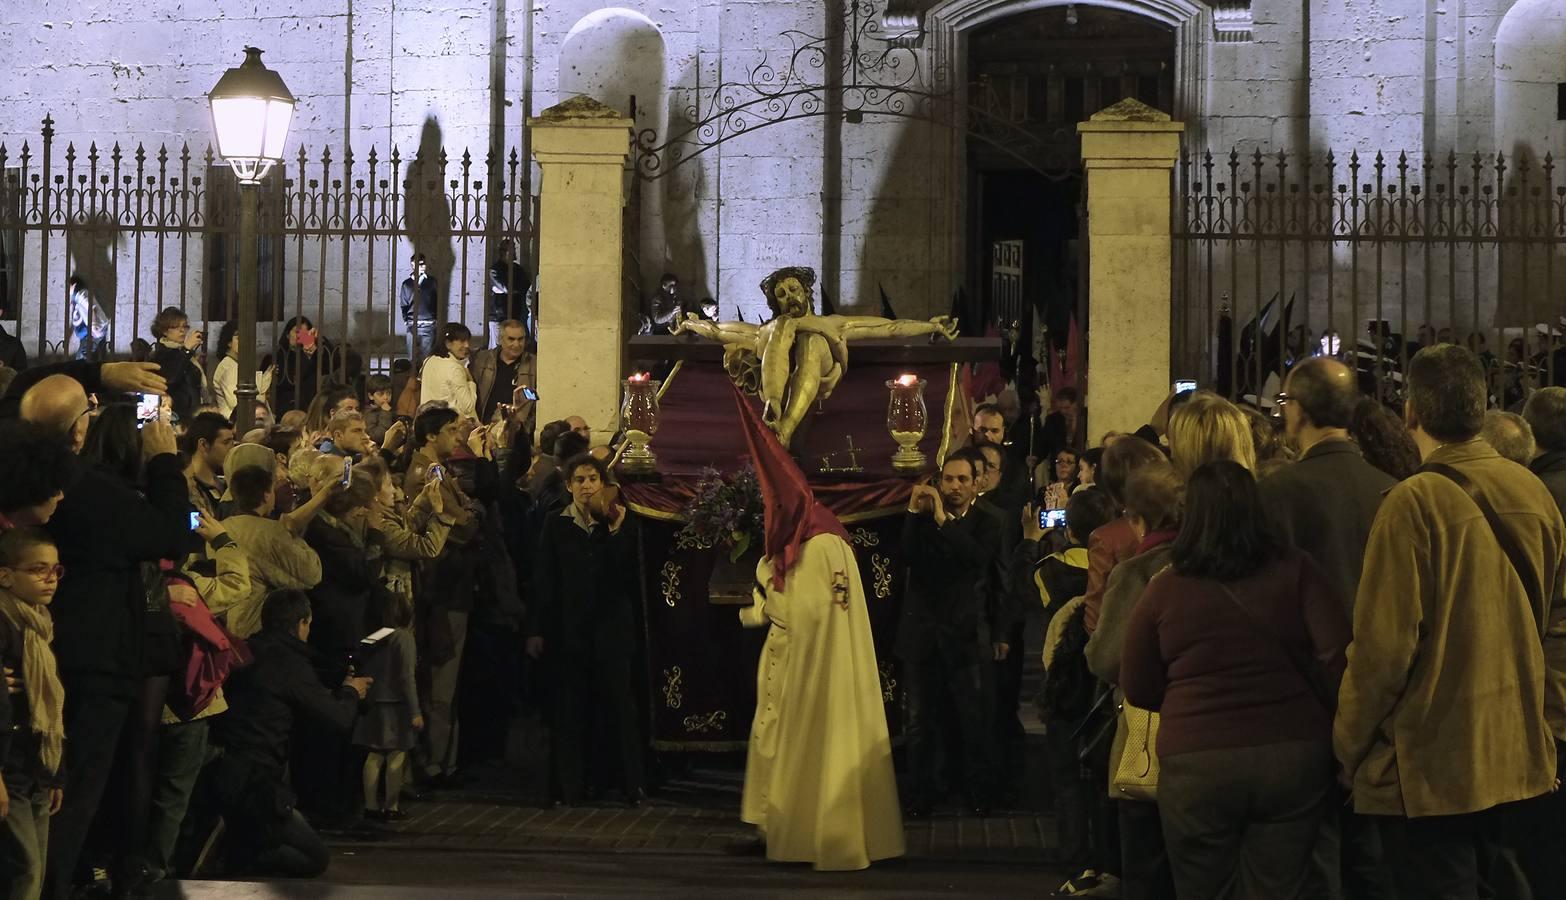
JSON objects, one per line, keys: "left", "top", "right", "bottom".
{"left": 1259, "top": 356, "right": 1396, "bottom": 900}
{"left": 1526, "top": 387, "right": 1566, "bottom": 513}
{"left": 1262, "top": 357, "right": 1396, "bottom": 612}
{"left": 526, "top": 453, "right": 643, "bottom": 806}
{"left": 897, "top": 450, "right": 1000, "bottom": 816}
{"left": 399, "top": 254, "right": 438, "bottom": 363}
{"left": 212, "top": 590, "right": 370, "bottom": 877}
{"left": 19, "top": 375, "right": 194, "bottom": 899}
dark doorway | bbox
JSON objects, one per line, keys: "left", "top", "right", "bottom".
{"left": 965, "top": 5, "right": 1176, "bottom": 380}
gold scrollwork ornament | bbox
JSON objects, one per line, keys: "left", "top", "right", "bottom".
{"left": 878, "top": 661, "right": 898, "bottom": 704}
{"left": 682, "top": 710, "right": 728, "bottom": 734}
{"left": 871, "top": 553, "right": 892, "bottom": 599}
{"left": 850, "top": 527, "right": 881, "bottom": 548}
{"left": 662, "top": 666, "right": 684, "bottom": 709}
{"left": 660, "top": 561, "right": 683, "bottom": 607}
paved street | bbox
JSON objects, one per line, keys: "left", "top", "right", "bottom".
{"left": 164, "top": 740, "right": 1069, "bottom": 897}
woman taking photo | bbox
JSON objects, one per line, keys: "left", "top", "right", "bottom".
{"left": 1038, "top": 447, "right": 1080, "bottom": 510}
{"left": 1120, "top": 461, "right": 1350, "bottom": 899}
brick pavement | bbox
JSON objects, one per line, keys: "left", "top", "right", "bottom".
{"left": 330, "top": 772, "right": 1060, "bottom": 862}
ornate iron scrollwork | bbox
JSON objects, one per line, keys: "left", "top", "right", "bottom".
{"left": 634, "top": 0, "right": 1073, "bottom": 181}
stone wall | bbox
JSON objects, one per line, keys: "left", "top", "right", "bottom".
{"left": 0, "top": 0, "right": 1542, "bottom": 356}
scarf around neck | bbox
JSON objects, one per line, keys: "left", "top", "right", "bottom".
{"left": 0, "top": 588, "right": 65, "bottom": 775}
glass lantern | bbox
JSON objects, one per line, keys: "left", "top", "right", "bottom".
{"left": 619, "top": 373, "right": 661, "bottom": 474}
{"left": 886, "top": 373, "right": 928, "bottom": 474}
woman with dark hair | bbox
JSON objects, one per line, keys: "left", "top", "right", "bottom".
{"left": 0, "top": 422, "right": 78, "bottom": 527}
{"left": 1120, "top": 461, "right": 1350, "bottom": 900}
{"left": 1038, "top": 447, "right": 1080, "bottom": 509}
{"left": 211, "top": 320, "right": 275, "bottom": 419}
{"left": 273, "top": 315, "right": 340, "bottom": 414}
{"left": 1349, "top": 397, "right": 1421, "bottom": 481}
{"left": 418, "top": 323, "right": 477, "bottom": 420}
{"left": 81, "top": 403, "right": 146, "bottom": 486}
{"left": 1076, "top": 446, "right": 1104, "bottom": 491}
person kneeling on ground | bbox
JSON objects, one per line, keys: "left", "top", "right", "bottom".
{"left": 207, "top": 590, "right": 371, "bottom": 877}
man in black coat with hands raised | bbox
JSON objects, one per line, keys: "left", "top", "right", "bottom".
{"left": 897, "top": 449, "right": 1000, "bottom": 817}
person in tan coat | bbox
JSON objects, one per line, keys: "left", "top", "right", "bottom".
{"left": 1335, "top": 345, "right": 1566, "bottom": 899}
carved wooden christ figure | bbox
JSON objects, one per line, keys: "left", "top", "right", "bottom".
{"left": 672, "top": 266, "right": 958, "bottom": 447}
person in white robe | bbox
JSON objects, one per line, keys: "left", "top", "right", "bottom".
{"left": 730, "top": 383, "right": 904, "bottom": 871}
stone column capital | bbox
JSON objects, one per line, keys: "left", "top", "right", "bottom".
{"left": 529, "top": 95, "right": 634, "bottom": 163}
{"left": 1078, "top": 99, "right": 1185, "bottom": 169}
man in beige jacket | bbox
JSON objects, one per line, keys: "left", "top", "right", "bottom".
{"left": 1335, "top": 345, "right": 1566, "bottom": 899}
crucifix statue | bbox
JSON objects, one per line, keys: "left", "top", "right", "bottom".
{"left": 673, "top": 266, "right": 958, "bottom": 448}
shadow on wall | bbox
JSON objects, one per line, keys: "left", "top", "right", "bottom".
{"left": 559, "top": 7, "right": 670, "bottom": 303}
{"left": 404, "top": 117, "right": 456, "bottom": 329}
{"left": 857, "top": 116, "right": 957, "bottom": 322}
{"left": 660, "top": 98, "right": 713, "bottom": 310}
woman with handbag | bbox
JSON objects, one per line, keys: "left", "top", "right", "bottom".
{"left": 1084, "top": 461, "right": 1184, "bottom": 900}
{"left": 1120, "top": 461, "right": 1350, "bottom": 900}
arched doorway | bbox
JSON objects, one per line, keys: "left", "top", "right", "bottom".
{"left": 964, "top": 4, "right": 1178, "bottom": 381}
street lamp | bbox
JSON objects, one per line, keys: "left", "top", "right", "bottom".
{"left": 208, "top": 47, "right": 294, "bottom": 433}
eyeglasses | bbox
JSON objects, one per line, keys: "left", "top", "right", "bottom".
{"left": 4, "top": 564, "right": 65, "bottom": 581}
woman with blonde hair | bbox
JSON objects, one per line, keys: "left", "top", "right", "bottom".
{"left": 1167, "top": 392, "right": 1256, "bottom": 477}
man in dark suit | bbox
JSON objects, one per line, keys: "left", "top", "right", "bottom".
{"left": 897, "top": 449, "right": 999, "bottom": 817}
{"left": 1260, "top": 356, "right": 1396, "bottom": 900}
{"left": 526, "top": 453, "right": 643, "bottom": 807}
{"left": 1263, "top": 357, "right": 1396, "bottom": 612}
{"left": 972, "top": 443, "right": 1026, "bottom": 779}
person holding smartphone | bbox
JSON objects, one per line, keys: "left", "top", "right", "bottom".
{"left": 148, "top": 307, "right": 205, "bottom": 423}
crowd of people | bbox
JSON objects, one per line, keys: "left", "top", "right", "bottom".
{"left": 0, "top": 271, "right": 1564, "bottom": 900}
{"left": 966, "top": 349, "right": 1566, "bottom": 900}
{"left": 0, "top": 287, "right": 636, "bottom": 897}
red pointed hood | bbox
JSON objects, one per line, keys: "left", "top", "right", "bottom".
{"left": 731, "top": 382, "right": 849, "bottom": 590}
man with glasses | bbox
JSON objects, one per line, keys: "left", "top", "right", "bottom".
{"left": 18, "top": 375, "right": 194, "bottom": 900}
{"left": 1260, "top": 356, "right": 1397, "bottom": 899}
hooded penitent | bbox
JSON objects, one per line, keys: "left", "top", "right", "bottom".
{"left": 729, "top": 381, "right": 904, "bottom": 871}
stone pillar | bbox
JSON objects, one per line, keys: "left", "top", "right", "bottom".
{"left": 528, "top": 95, "right": 634, "bottom": 443}
{"left": 1077, "top": 99, "right": 1185, "bottom": 443}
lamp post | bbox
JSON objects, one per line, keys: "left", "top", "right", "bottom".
{"left": 208, "top": 47, "right": 294, "bottom": 434}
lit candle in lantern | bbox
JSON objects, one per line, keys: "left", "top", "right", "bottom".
{"left": 886, "top": 374, "right": 928, "bottom": 474}
{"left": 619, "top": 373, "right": 662, "bottom": 475}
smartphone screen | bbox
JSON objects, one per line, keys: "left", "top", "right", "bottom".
{"left": 1173, "top": 379, "right": 1198, "bottom": 394}
{"left": 188, "top": 511, "right": 201, "bottom": 531}
{"left": 1039, "top": 507, "right": 1067, "bottom": 529}
{"left": 521, "top": 386, "right": 538, "bottom": 401}
{"left": 428, "top": 464, "right": 444, "bottom": 482}
{"left": 136, "top": 393, "right": 160, "bottom": 429}
{"left": 340, "top": 458, "right": 352, "bottom": 488}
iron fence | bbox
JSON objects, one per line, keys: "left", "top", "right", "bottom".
{"left": 1173, "top": 148, "right": 1566, "bottom": 411}
{"left": 0, "top": 116, "right": 535, "bottom": 407}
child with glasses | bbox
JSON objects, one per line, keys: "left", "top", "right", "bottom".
{"left": 0, "top": 528, "right": 67, "bottom": 898}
